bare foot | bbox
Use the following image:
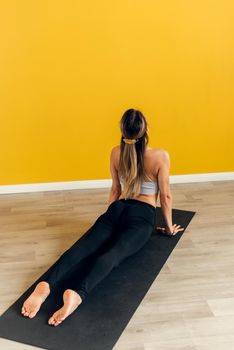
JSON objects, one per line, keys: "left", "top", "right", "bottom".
{"left": 48, "top": 289, "right": 82, "bottom": 326}
{"left": 21, "top": 281, "right": 50, "bottom": 318}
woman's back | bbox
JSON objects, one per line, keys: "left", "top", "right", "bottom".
{"left": 112, "top": 145, "right": 167, "bottom": 207}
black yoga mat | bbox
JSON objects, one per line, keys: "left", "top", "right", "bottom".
{"left": 0, "top": 207, "right": 196, "bottom": 350}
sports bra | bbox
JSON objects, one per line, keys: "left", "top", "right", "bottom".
{"left": 119, "top": 175, "right": 159, "bottom": 195}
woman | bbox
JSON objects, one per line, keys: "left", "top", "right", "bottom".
{"left": 21, "top": 108, "right": 184, "bottom": 326}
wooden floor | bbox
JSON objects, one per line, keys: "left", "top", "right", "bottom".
{"left": 0, "top": 180, "right": 234, "bottom": 350}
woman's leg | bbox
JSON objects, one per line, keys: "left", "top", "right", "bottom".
{"left": 46, "top": 200, "right": 156, "bottom": 326}
{"left": 22, "top": 213, "right": 117, "bottom": 318}
{"left": 73, "top": 210, "right": 155, "bottom": 302}
{"left": 22, "top": 201, "right": 126, "bottom": 320}
{"left": 42, "top": 212, "right": 118, "bottom": 291}
{"left": 48, "top": 219, "right": 154, "bottom": 325}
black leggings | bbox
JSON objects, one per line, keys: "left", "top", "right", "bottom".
{"left": 43, "top": 198, "right": 156, "bottom": 302}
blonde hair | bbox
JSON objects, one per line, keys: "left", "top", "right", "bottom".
{"left": 119, "top": 108, "right": 149, "bottom": 199}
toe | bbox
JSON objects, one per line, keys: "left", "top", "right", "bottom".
{"left": 21, "top": 306, "right": 26, "bottom": 314}
{"left": 28, "top": 311, "right": 37, "bottom": 318}
{"left": 48, "top": 317, "right": 53, "bottom": 325}
{"left": 48, "top": 316, "right": 56, "bottom": 325}
{"left": 22, "top": 307, "right": 27, "bottom": 315}
{"left": 53, "top": 314, "right": 64, "bottom": 326}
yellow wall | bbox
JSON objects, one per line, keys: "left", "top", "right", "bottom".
{"left": 1, "top": 1, "right": 234, "bottom": 185}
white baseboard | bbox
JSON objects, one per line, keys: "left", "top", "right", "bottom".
{"left": 0, "top": 172, "right": 234, "bottom": 195}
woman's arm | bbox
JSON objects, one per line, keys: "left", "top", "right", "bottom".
{"left": 108, "top": 189, "right": 121, "bottom": 205}
{"left": 108, "top": 147, "right": 121, "bottom": 205}
{"left": 157, "top": 150, "right": 174, "bottom": 233}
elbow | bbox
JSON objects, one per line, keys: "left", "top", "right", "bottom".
{"left": 110, "top": 187, "right": 121, "bottom": 198}
{"left": 111, "top": 186, "right": 121, "bottom": 194}
{"left": 160, "top": 193, "right": 172, "bottom": 202}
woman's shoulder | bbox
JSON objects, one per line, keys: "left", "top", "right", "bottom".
{"left": 150, "top": 147, "right": 170, "bottom": 159}
{"left": 110, "top": 146, "right": 120, "bottom": 164}
{"left": 111, "top": 145, "right": 120, "bottom": 156}
{"left": 112, "top": 145, "right": 120, "bottom": 151}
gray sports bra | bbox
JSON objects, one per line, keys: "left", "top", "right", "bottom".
{"left": 119, "top": 175, "right": 159, "bottom": 195}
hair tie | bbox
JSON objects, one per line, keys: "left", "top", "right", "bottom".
{"left": 123, "top": 138, "right": 138, "bottom": 144}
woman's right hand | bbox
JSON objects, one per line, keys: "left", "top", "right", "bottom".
{"left": 156, "top": 224, "right": 184, "bottom": 236}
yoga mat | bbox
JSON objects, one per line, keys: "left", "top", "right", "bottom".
{"left": 0, "top": 207, "right": 196, "bottom": 350}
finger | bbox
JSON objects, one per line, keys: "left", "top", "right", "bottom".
{"left": 174, "top": 228, "right": 184, "bottom": 233}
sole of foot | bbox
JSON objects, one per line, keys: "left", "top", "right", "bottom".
{"left": 21, "top": 281, "right": 50, "bottom": 318}
{"left": 48, "top": 289, "right": 82, "bottom": 326}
